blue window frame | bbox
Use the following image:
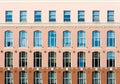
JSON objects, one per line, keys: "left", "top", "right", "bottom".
{"left": 63, "top": 30, "right": 71, "bottom": 47}
{"left": 34, "top": 31, "right": 42, "bottom": 47}
{"left": 5, "top": 31, "right": 13, "bottom": 47}
{"left": 93, "top": 11, "right": 99, "bottom": 22}
{"left": 5, "top": 11, "right": 12, "bottom": 22}
{"left": 107, "top": 51, "right": 115, "bottom": 67}
{"left": 78, "top": 11, "right": 85, "bottom": 22}
{"left": 48, "top": 30, "right": 56, "bottom": 47}
{"left": 78, "top": 52, "right": 86, "bottom": 68}
{"left": 107, "top": 31, "right": 115, "bottom": 47}
{"left": 20, "top": 11, "right": 27, "bottom": 22}
{"left": 49, "top": 11, "right": 56, "bottom": 22}
{"left": 92, "top": 31, "right": 100, "bottom": 47}
{"left": 64, "top": 11, "right": 70, "bottom": 22}
{"left": 19, "top": 31, "right": 28, "bottom": 47}
{"left": 107, "top": 10, "right": 114, "bottom": 22}
{"left": 77, "top": 31, "right": 86, "bottom": 47}
{"left": 34, "top": 11, "right": 41, "bottom": 22}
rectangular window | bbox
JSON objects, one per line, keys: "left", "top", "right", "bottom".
{"left": 107, "top": 10, "right": 114, "bottom": 22}
{"left": 49, "top": 11, "right": 56, "bottom": 22}
{"left": 64, "top": 11, "right": 70, "bottom": 22}
{"left": 93, "top": 11, "right": 99, "bottom": 22}
{"left": 34, "top": 11, "right": 41, "bottom": 22}
{"left": 78, "top": 11, "right": 85, "bottom": 22}
{"left": 20, "top": 11, "right": 27, "bottom": 22}
{"left": 6, "top": 11, "right": 12, "bottom": 22}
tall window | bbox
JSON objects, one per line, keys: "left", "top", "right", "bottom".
{"left": 107, "top": 71, "right": 115, "bottom": 84}
{"left": 107, "top": 51, "right": 115, "bottom": 67}
{"left": 92, "top": 52, "right": 100, "bottom": 68}
{"left": 19, "top": 52, "right": 27, "bottom": 67}
{"left": 5, "top": 71, "right": 13, "bottom": 84}
{"left": 49, "top": 11, "right": 56, "bottom": 22}
{"left": 5, "top": 11, "right": 12, "bottom": 22}
{"left": 78, "top": 71, "right": 86, "bottom": 84}
{"left": 34, "top": 71, "right": 42, "bottom": 84}
{"left": 92, "top": 31, "right": 100, "bottom": 47}
{"left": 48, "top": 52, "right": 56, "bottom": 67}
{"left": 19, "top": 71, "right": 28, "bottom": 84}
{"left": 19, "top": 31, "right": 28, "bottom": 47}
{"left": 48, "top": 71, "right": 56, "bottom": 84}
{"left": 5, "top": 52, "right": 13, "bottom": 67}
{"left": 77, "top": 31, "right": 86, "bottom": 47}
{"left": 107, "top": 10, "right": 114, "bottom": 22}
{"left": 107, "top": 31, "right": 115, "bottom": 47}
{"left": 20, "top": 11, "right": 27, "bottom": 22}
{"left": 92, "top": 71, "right": 100, "bottom": 84}
{"left": 34, "top": 11, "right": 41, "bottom": 22}
{"left": 92, "top": 11, "right": 99, "bottom": 22}
{"left": 64, "top": 11, "right": 70, "bottom": 22}
{"left": 78, "top": 52, "right": 86, "bottom": 68}
{"left": 34, "top": 31, "right": 42, "bottom": 47}
{"left": 34, "top": 52, "right": 42, "bottom": 67}
{"left": 48, "top": 31, "right": 56, "bottom": 47}
{"left": 63, "top": 52, "right": 71, "bottom": 67}
{"left": 5, "top": 31, "right": 13, "bottom": 47}
{"left": 63, "top": 71, "right": 71, "bottom": 84}
{"left": 78, "top": 11, "right": 85, "bottom": 22}
{"left": 63, "top": 30, "right": 71, "bottom": 47}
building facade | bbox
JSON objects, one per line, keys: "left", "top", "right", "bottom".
{"left": 0, "top": 1, "right": 120, "bottom": 84}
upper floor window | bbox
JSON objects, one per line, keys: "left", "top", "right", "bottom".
{"left": 5, "top": 71, "right": 13, "bottom": 84}
{"left": 107, "top": 71, "right": 115, "bottom": 84}
{"left": 107, "top": 10, "right": 114, "bottom": 22}
{"left": 64, "top": 11, "right": 70, "bottom": 22}
{"left": 48, "top": 30, "right": 56, "bottom": 47}
{"left": 49, "top": 11, "right": 56, "bottom": 22}
{"left": 19, "top": 31, "right": 28, "bottom": 47}
{"left": 5, "top": 31, "right": 13, "bottom": 47}
{"left": 5, "top": 52, "right": 13, "bottom": 68}
{"left": 20, "top": 11, "right": 27, "bottom": 22}
{"left": 34, "top": 71, "right": 42, "bottom": 84}
{"left": 34, "top": 30, "right": 42, "bottom": 47}
{"left": 19, "top": 71, "right": 28, "bottom": 84}
{"left": 107, "top": 51, "right": 115, "bottom": 67}
{"left": 77, "top": 31, "right": 86, "bottom": 47}
{"left": 92, "top": 52, "right": 100, "bottom": 68}
{"left": 63, "top": 30, "right": 71, "bottom": 47}
{"left": 48, "top": 71, "right": 56, "bottom": 84}
{"left": 78, "top": 52, "right": 86, "bottom": 68}
{"left": 92, "top": 30, "right": 100, "bottom": 47}
{"left": 19, "top": 52, "right": 27, "bottom": 68}
{"left": 92, "top": 71, "right": 100, "bottom": 84}
{"left": 48, "top": 52, "right": 56, "bottom": 67}
{"left": 78, "top": 71, "right": 86, "bottom": 84}
{"left": 92, "top": 11, "right": 99, "bottom": 22}
{"left": 107, "top": 30, "right": 115, "bottom": 47}
{"left": 34, "top": 52, "right": 42, "bottom": 67}
{"left": 5, "top": 11, "right": 12, "bottom": 22}
{"left": 78, "top": 11, "right": 85, "bottom": 22}
{"left": 34, "top": 11, "right": 41, "bottom": 22}
{"left": 63, "top": 71, "right": 71, "bottom": 84}
{"left": 63, "top": 52, "right": 71, "bottom": 67}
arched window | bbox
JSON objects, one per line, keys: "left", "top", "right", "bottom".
{"left": 63, "top": 71, "right": 71, "bottom": 84}
{"left": 5, "top": 31, "right": 13, "bottom": 47}
{"left": 77, "top": 31, "right": 86, "bottom": 47}
{"left": 107, "top": 71, "right": 115, "bottom": 84}
{"left": 34, "top": 30, "right": 42, "bottom": 47}
{"left": 48, "top": 30, "right": 56, "bottom": 47}
{"left": 5, "top": 71, "right": 13, "bottom": 84}
{"left": 34, "top": 71, "right": 42, "bottom": 84}
{"left": 63, "top": 52, "right": 71, "bottom": 67}
{"left": 78, "top": 71, "right": 86, "bottom": 84}
{"left": 19, "top": 31, "right": 28, "bottom": 47}
{"left": 107, "top": 51, "right": 115, "bottom": 67}
{"left": 107, "top": 31, "right": 115, "bottom": 47}
{"left": 19, "top": 71, "right": 28, "bottom": 84}
{"left": 48, "top": 52, "right": 56, "bottom": 67}
{"left": 48, "top": 71, "right": 56, "bottom": 84}
{"left": 78, "top": 52, "right": 86, "bottom": 68}
{"left": 34, "top": 52, "right": 42, "bottom": 67}
{"left": 92, "top": 30, "right": 100, "bottom": 47}
{"left": 5, "top": 52, "right": 13, "bottom": 67}
{"left": 19, "top": 52, "right": 27, "bottom": 67}
{"left": 92, "top": 71, "right": 100, "bottom": 84}
{"left": 92, "top": 52, "right": 100, "bottom": 68}
{"left": 63, "top": 30, "right": 71, "bottom": 47}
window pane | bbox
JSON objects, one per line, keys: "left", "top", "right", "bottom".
{"left": 64, "top": 11, "right": 70, "bottom": 22}
{"left": 6, "top": 11, "right": 12, "bottom": 22}
{"left": 48, "top": 31, "right": 56, "bottom": 47}
{"left": 34, "top": 11, "right": 41, "bottom": 22}
{"left": 20, "top": 11, "right": 27, "bottom": 22}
